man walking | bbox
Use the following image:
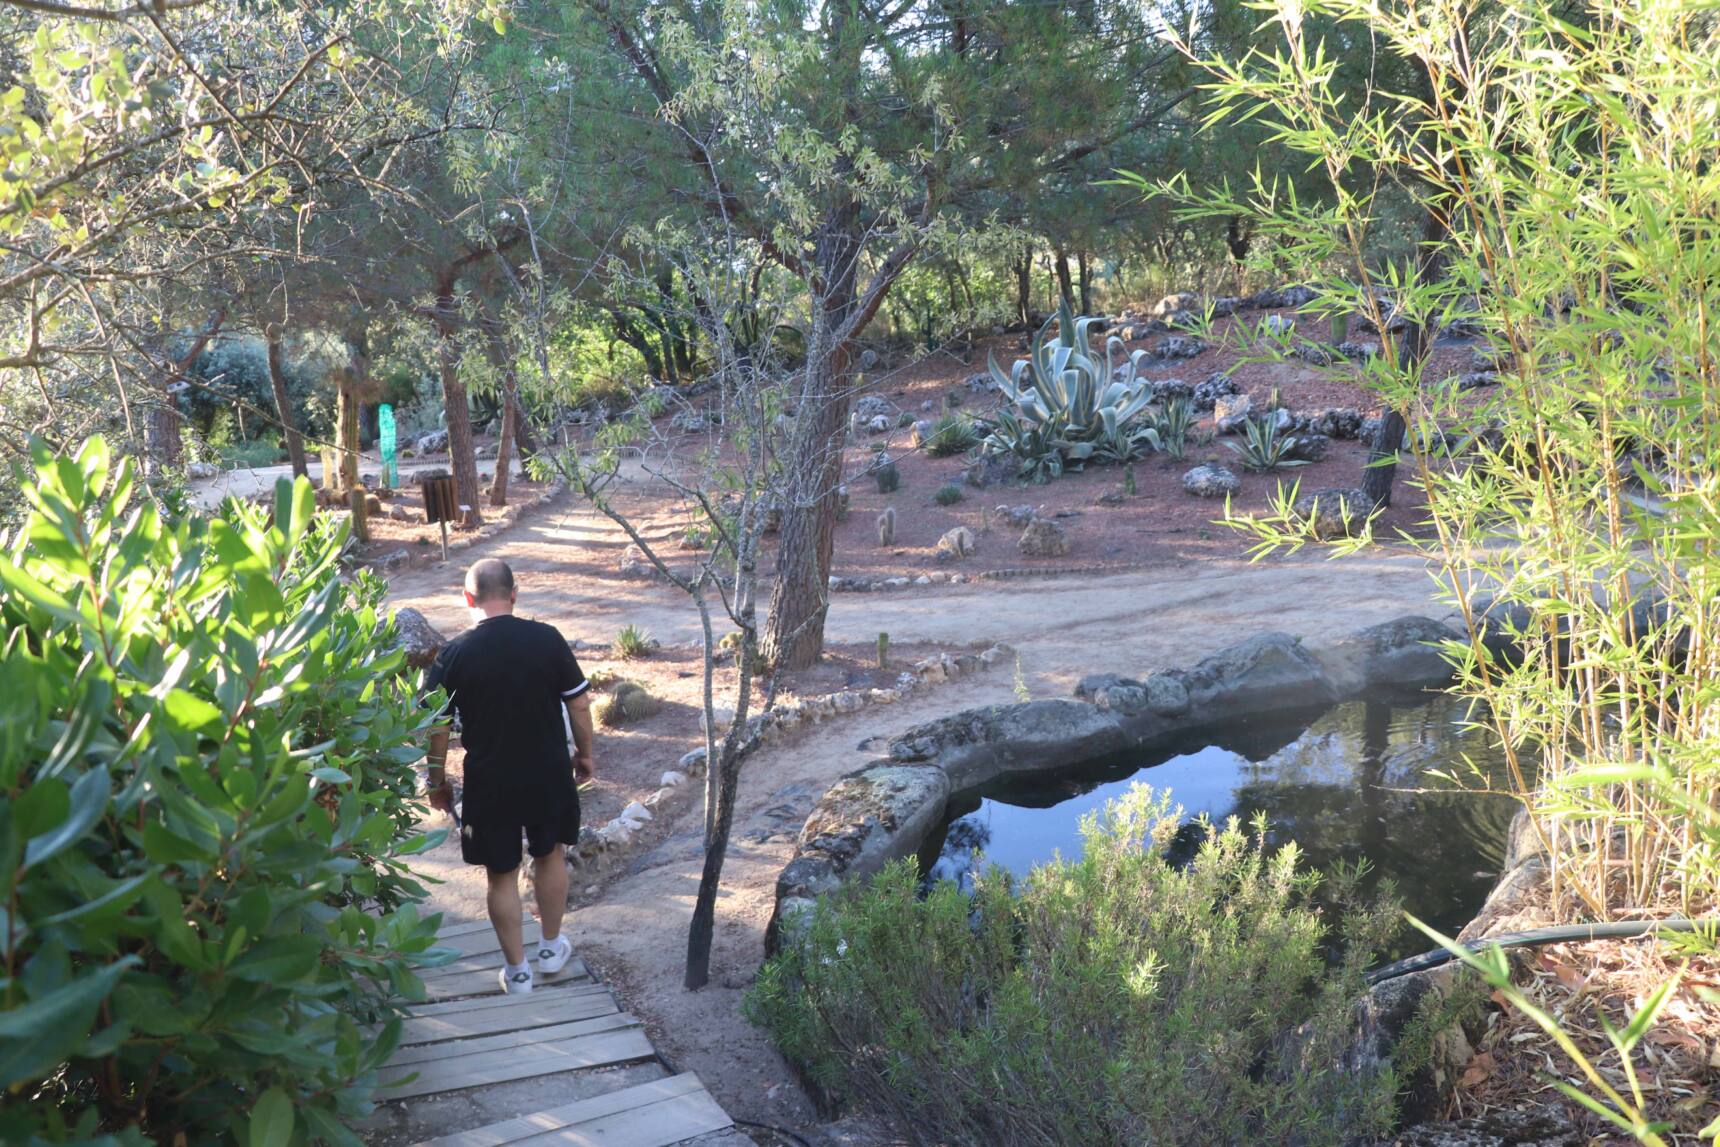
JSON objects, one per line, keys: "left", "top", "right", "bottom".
{"left": 424, "top": 558, "right": 595, "bottom": 994}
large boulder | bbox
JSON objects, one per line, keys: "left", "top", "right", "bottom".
{"left": 1213, "top": 393, "right": 1255, "bottom": 434}
{"left": 1184, "top": 631, "right": 1333, "bottom": 714}
{"left": 771, "top": 762, "right": 951, "bottom": 947}
{"left": 1156, "top": 334, "right": 1207, "bottom": 360}
{"left": 1182, "top": 464, "right": 1240, "bottom": 498}
{"left": 1292, "top": 486, "right": 1371, "bottom": 539}
{"left": 416, "top": 429, "right": 450, "bottom": 454}
{"left": 1018, "top": 518, "right": 1068, "bottom": 558}
{"left": 935, "top": 526, "right": 977, "bottom": 561}
{"left": 1191, "top": 371, "right": 1240, "bottom": 411}
{"left": 393, "top": 607, "right": 446, "bottom": 671}
{"left": 1314, "top": 615, "right": 1462, "bottom": 696}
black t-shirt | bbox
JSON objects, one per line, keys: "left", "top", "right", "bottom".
{"left": 423, "top": 614, "right": 588, "bottom": 821}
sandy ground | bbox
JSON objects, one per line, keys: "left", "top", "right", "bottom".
{"left": 388, "top": 482, "right": 1451, "bottom": 1140}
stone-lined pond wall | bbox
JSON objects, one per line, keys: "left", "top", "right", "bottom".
{"left": 767, "top": 614, "right": 1467, "bottom": 948}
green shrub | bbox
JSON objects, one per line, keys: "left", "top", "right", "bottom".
{"left": 595, "top": 680, "right": 658, "bottom": 727}
{"left": 748, "top": 787, "right": 1403, "bottom": 1146}
{"left": 0, "top": 439, "right": 445, "bottom": 1145}
{"left": 219, "top": 433, "right": 285, "bottom": 471}
{"left": 615, "top": 623, "right": 654, "bottom": 659}
{"left": 932, "top": 483, "right": 964, "bottom": 506}
{"left": 922, "top": 414, "right": 980, "bottom": 458}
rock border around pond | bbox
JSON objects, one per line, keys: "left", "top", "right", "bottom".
{"left": 767, "top": 615, "right": 1463, "bottom": 949}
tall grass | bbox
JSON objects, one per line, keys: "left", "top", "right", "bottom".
{"left": 1141, "top": 0, "right": 1720, "bottom": 922}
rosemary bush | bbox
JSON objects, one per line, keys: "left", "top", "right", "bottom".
{"left": 1136, "top": 0, "right": 1720, "bottom": 923}
{"left": 748, "top": 788, "right": 1404, "bottom": 1147}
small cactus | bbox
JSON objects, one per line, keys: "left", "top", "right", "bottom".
{"left": 595, "top": 681, "right": 659, "bottom": 727}
{"left": 877, "top": 505, "right": 896, "bottom": 546}
{"left": 877, "top": 631, "right": 890, "bottom": 669}
{"left": 1122, "top": 464, "right": 1137, "bottom": 496}
{"left": 875, "top": 455, "right": 901, "bottom": 494}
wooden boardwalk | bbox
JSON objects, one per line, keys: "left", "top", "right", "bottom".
{"left": 374, "top": 917, "right": 737, "bottom": 1147}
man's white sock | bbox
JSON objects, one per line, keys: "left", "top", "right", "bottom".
{"left": 505, "top": 959, "right": 530, "bottom": 977}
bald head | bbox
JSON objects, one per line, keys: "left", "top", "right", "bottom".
{"left": 464, "top": 558, "right": 516, "bottom": 608}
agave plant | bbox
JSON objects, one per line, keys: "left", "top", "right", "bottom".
{"left": 1152, "top": 397, "right": 1194, "bottom": 460}
{"left": 1227, "top": 415, "right": 1312, "bottom": 472}
{"left": 982, "top": 299, "right": 1158, "bottom": 475}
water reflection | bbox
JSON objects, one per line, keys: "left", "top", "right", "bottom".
{"left": 927, "top": 693, "right": 1522, "bottom": 957}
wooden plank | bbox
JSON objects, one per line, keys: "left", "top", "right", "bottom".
{"left": 433, "top": 919, "right": 543, "bottom": 959}
{"left": 406, "top": 980, "right": 612, "bottom": 1020}
{"left": 511, "top": 1088, "right": 734, "bottom": 1147}
{"left": 408, "top": 1074, "right": 712, "bottom": 1147}
{"left": 419, "top": 948, "right": 583, "bottom": 986}
{"left": 389, "top": 1013, "right": 640, "bottom": 1068}
{"left": 421, "top": 959, "right": 589, "bottom": 1002}
{"left": 402, "top": 991, "right": 620, "bottom": 1047}
{"left": 378, "top": 1028, "right": 655, "bottom": 1100}
{"left": 434, "top": 916, "right": 531, "bottom": 940}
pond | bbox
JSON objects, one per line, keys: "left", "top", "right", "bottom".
{"left": 925, "top": 691, "right": 1524, "bottom": 960}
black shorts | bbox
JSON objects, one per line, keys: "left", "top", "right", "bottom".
{"left": 459, "top": 804, "right": 580, "bottom": 874}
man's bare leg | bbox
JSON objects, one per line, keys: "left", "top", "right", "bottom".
{"left": 486, "top": 866, "right": 526, "bottom": 967}
{"left": 532, "top": 846, "right": 570, "bottom": 943}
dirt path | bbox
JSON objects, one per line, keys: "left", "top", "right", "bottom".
{"left": 389, "top": 491, "right": 1449, "bottom": 1140}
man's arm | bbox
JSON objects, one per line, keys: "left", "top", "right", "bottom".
{"left": 565, "top": 693, "right": 595, "bottom": 782}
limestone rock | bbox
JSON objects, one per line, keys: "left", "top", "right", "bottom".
{"left": 1292, "top": 486, "right": 1371, "bottom": 539}
{"left": 417, "top": 429, "right": 449, "bottom": 454}
{"left": 1185, "top": 631, "right": 1333, "bottom": 713}
{"left": 994, "top": 504, "right": 1036, "bottom": 529}
{"left": 935, "top": 526, "right": 976, "bottom": 561}
{"left": 1314, "top": 615, "right": 1462, "bottom": 697}
{"left": 660, "top": 770, "right": 688, "bottom": 788}
{"left": 964, "top": 454, "right": 1014, "bottom": 489}
{"left": 866, "top": 414, "right": 891, "bottom": 434}
{"left": 1017, "top": 518, "right": 1068, "bottom": 558}
{"left": 1156, "top": 334, "right": 1207, "bottom": 360}
{"left": 1150, "top": 377, "right": 1192, "bottom": 402}
{"left": 1263, "top": 314, "right": 1295, "bottom": 337}
{"left": 1149, "top": 292, "right": 1203, "bottom": 319}
{"left": 1300, "top": 407, "right": 1364, "bottom": 439}
{"left": 186, "top": 460, "right": 221, "bottom": 479}
{"left": 388, "top": 503, "right": 411, "bottom": 522}
{"left": 855, "top": 394, "right": 892, "bottom": 421}
{"left": 1181, "top": 464, "right": 1240, "bottom": 498}
{"left": 1383, "top": 1106, "right": 1579, "bottom": 1147}
{"left": 392, "top": 607, "right": 446, "bottom": 670}
{"left": 1191, "top": 371, "right": 1240, "bottom": 411}
{"left": 1213, "top": 393, "right": 1254, "bottom": 434}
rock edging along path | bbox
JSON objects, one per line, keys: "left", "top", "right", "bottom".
{"left": 363, "top": 915, "right": 746, "bottom": 1147}
{"left": 767, "top": 615, "right": 1463, "bottom": 947}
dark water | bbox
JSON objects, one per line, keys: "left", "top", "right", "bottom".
{"left": 925, "top": 692, "right": 1524, "bottom": 959}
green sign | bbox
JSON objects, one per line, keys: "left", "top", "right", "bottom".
{"left": 378, "top": 404, "right": 398, "bottom": 488}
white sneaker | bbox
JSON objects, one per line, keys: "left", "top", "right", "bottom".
{"left": 533, "top": 934, "right": 573, "bottom": 976}
{"left": 498, "top": 965, "right": 533, "bottom": 994}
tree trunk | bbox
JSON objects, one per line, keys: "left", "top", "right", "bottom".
{"left": 1361, "top": 208, "right": 1450, "bottom": 508}
{"left": 761, "top": 200, "right": 864, "bottom": 672}
{"left": 1013, "top": 252, "right": 1033, "bottom": 327}
{"left": 335, "top": 385, "right": 361, "bottom": 493}
{"left": 1077, "top": 251, "right": 1093, "bottom": 315}
{"left": 1053, "top": 248, "right": 1075, "bottom": 313}
{"left": 151, "top": 309, "right": 225, "bottom": 472}
{"left": 435, "top": 324, "right": 484, "bottom": 528}
{"left": 684, "top": 739, "right": 742, "bottom": 989}
{"left": 484, "top": 321, "right": 517, "bottom": 507}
